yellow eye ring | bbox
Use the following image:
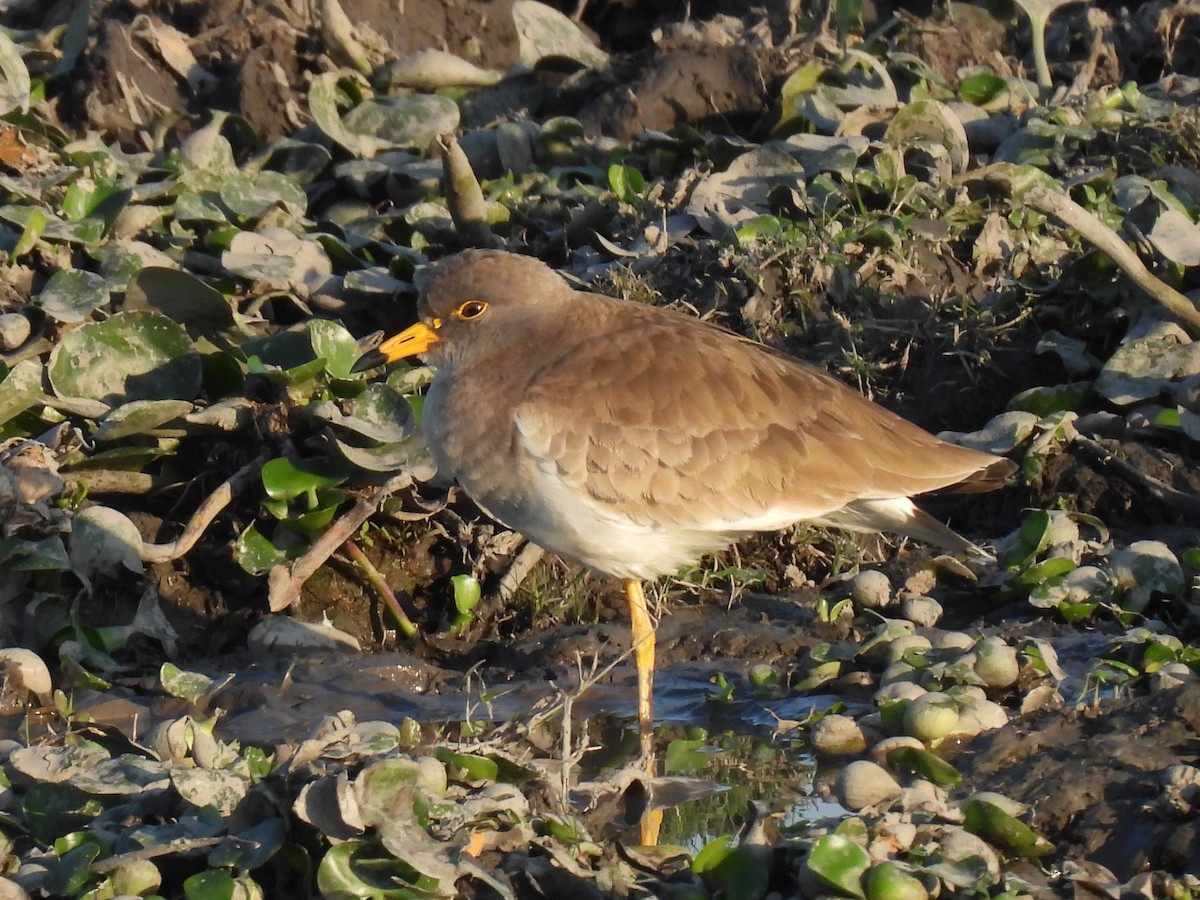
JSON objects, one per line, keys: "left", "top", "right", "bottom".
{"left": 456, "top": 300, "right": 488, "bottom": 320}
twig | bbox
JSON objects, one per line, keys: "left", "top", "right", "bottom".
{"left": 140, "top": 454, "right": 267, "bottom": 563}
{"left": 974, "top": 163, "right": 1200, "bottom": 333}
{"left": 494, "top": 542, "right": 545, "bottom": 604}
{"left": 267, "top": 473, "right": 414, "bottom": 611}
{"left": 1072, "top": 433, "right": 1200, "bottom": 518}
{"left": 341, "top": 539, "right": 418, "bottom": 637}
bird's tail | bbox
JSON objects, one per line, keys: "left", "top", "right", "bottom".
{"left": 813, "top": 497, "right": 995, "bottom": 562}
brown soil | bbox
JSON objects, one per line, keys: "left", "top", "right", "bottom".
{"left": 9, "top": 0, "right": 1200, "bottom": 889}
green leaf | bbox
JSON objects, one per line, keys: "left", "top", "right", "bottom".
{"left": 309, "top": 319, "right": 361, "bottom": 379}
{"left": 434, "top": 748, "right": 498, "bottom": 784}
{"left": 962, "top": 797, "right": 1055, "bottom": 859}
{"left": 884, "top": 746, "right": 962, "bottom": 787}
{"left": 94, "top": 399, "right": 193, "bottom": 441}
{"left": 47, "top": 311, "right": 201, "bottom": 405}
{"left": 664, "top": 738, "right": 715, "bottom": 774}
{"left": 692, "top": 835, "right": 769, "bottom": 900}
{"left": 316, "top": 840, "right": 431, "bottom": 899}
{"left": 125, "top": 268, "right": 235, "bottom": 334}
{"left": 0, "top": 30, "right": 31, "bottom": 115}
{"left": 261, "top": 457, "right": 348, "bottom": 502}
{"left": 807, "top": 833, "right": 870, "bottom": 898}
{"left": 233, "top": 524, "right": 289, "bottom": 575}
{"left": 160, "top": 662, "right": 222, "bottom": 704}
{"left": 36, "top": 269, "right": 110, "bottom": 323}
{"left": 959, "top": 72, "right": 1007, "bottom": 105}
{"left": 184, "top": 869, "right": 236, "bottom": 900}
{"left": 11, "top": 206, "right": 46, "bottom": 260}
{"left": 607, "top": 163, "right": 646, "bottom": 201}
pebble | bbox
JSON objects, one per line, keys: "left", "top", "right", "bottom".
{"left": 900, "top": 596, "right": 942, "bottom": 627}
{"left": 849, "top": 569, "right": 893, "bottom": 609}
{"left": 973, "top": 636, "right": 1019, "bottom": 688}
{"left": 811, "top": 714, "right": 869, "bottom": 756}
{"left": 0, "top": 313, "right": 30, "bottom": 350}
{"left": 903, "top": 692, "right": 960, "bottom": 743}
{"left": 836, "top": 759, "right": 903, "bottom": 811}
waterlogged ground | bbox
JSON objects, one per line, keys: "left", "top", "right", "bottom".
{"left": 2, "top": 0, "right": 1200, "bottom": 897}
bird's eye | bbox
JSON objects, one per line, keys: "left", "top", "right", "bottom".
{"left": 455, "top": 300, "right": 488, "bottom": 320}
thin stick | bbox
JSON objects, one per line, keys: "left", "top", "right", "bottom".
{"left": 341, "top": 539, "right": 418, "bottom": 637}
{"left": 140, "top": 454, "right": 267, "bottom": 563}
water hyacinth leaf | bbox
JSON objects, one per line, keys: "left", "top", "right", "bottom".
{"left": 434, "top": 749, "right": 498, "bottom": 784}
{"left": 962, "top": 797, "right": 1055, "bottom": 859}
{"left": 1095, "top": 336, "right": 1200, "bottom": 405}
{"left": 24, "top": 781, "right": 109, "bottom": 844}
{"left": 445, "top": 574, "right": 481, "bottom": 636}
{"left": 806, "top": 833, "right": 870, "bottom": 898}
{"left": 1109, "top": 540, "right": 1185, "bottom": 598}
{"left": 692, "top": 834, "right": 769, "bottom": 900}
{"left": 41, "top": 838, "right": 103, "bottom": 896}
{"left": 48, "top": 311, "right": 201, "bottom": 405}
{"left": 664, "top": 738, "right": 715, "bottom": 774}
{"left": 317, "top": 840, "right": 440, "bottom": 898}
{"left": 607, "top": 163, "right": 646, "bottom": 202}
{"left": 513, "top": 0, "right": 610, "bottom": 70}
{"left": 1010, "top": 555, "right": 1076, "bottom": 589}
{"left": 1008, "top": 383, "right": 1090, "bottom": 417}
{"left": 384, "top": 49, "right": 504, "bottom": 90}
{"left": 93, "top": 399, "right": 193, "bottom": 441}
{"left": 0, "top": 535, "right": 70, "bottom": 572}
{"left": 183, "top": 869, "right": 236, "bottom": 900}
{"left": 1146, "top": 207, "right": 1200, "bottom": 265}
{"left": 781, "top": 134, "right": 870, "bottom": 179}
{"left": 242, "top": 328, "right": 319, "bottom": 371}
{"left": 160, "top": 662, "right": 229, "bottom": 704}
{"left": 280, "top": 490, "right": 345, "bottom": 535}
{"left": 822, "top": 49, "right": 898, "bottom": 110}
{"left": 344, "top": 266, "right": 411, "bottom": 297}
{"left": 309, "top": 70, "right": 389, "bottom": 158}
{"left": 686, "top": 144, "right": 806, "bottom": 236}
{"left": 310, "top": 387, "right": 412, "bottom": 438}
{"left": 208, "top": 817, "right": 287, "bottom": 871}
{"left": 69, "top": 506, "right": 144, "bottom": 578}
{"left": 884, "top": 99, "right": 969, "bottom": 174}
{"left": 223, "top": 228, "right": 333, "bottom": 293}
{"left": 341, "top": 95, "right": 460, "bottom": 153}
{"left": 218, "top": 170, "right": 308, "bottom": 220}
{"left": 333, "top": 436, "right": 434, "bottom": 476}
{"left": 261, "top": 456, "right": 347, "bottom": 502}
{"left": 11, "top": 205, "right": 45, "bottom": 259}
{"left": 36, "top": 269, "right": 110, "bottom": 323}
{"left": 125, "top": 267, "right": 235, "bottom": 334}
{"left": 355, "top": 759, "right": 439, "bottom": 829}
{"left": 959, "top": 71, "right": 1007, "bottom": 105}
{"left": 0, "top": 30, "right": 30, "bottom": 115}
{"left": 885, "top": 745, "right": 962, "bottom": 786}
{"left": 172, "top": 767, "right": 249, "bottom": 815}
{"left": 308, "top": 319, "right": 360, "bottom": 379}
{"left": 179, "top": 114, "right": 237, "bottom": 173}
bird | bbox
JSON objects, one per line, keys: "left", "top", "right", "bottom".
{"left": 352, "top": 249, "right": 1014, "bottom": 839}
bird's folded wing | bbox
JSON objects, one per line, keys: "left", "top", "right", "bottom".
{"left": 514, "top": 314, "right": 1000, "bottom": 534}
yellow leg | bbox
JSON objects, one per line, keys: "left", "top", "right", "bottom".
{"left": 625, "top": 579, "right": 662, "bottom": 845}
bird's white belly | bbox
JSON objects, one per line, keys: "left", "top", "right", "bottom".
{"left": 424, "top": 373, "right": 737, "bottom": 580}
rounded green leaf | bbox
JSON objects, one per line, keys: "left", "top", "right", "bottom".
{"left": 48, "top": 311, "right": 201, "bottom": 404}
{"left": 0, "top": 30, "right": 31, "bottom": 115}
{"left": 807, "top": 833, "right": 870, "bottom": 898}
{"left": 37, "top": 269, "right": 110, "bottom": 323}
{"left": 261, "top": 457, "right": 347, "bottom": 502}
{"left": 693, "top": 834, "right": 769, "bottom": 900}
{"left": 125, "top": 268, "right": 235, "bottom": 334}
